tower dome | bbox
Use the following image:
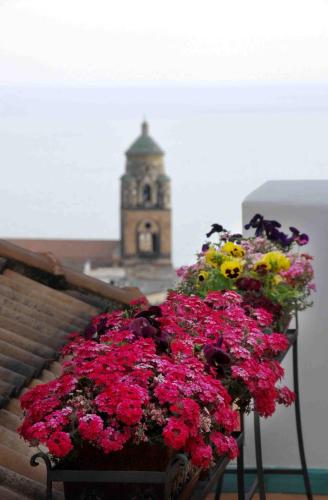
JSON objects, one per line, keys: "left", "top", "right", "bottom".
{"left": 125, "top": 121, "right": 164, "bottom": 156}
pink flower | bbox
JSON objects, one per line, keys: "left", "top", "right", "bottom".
{"left": 22, "top": 421, "right": 49, "bottom": 443}
{"left": 176, "top": 266, "right": 190, "bottom": 278}
{"left": 129, "top": 296, "right": 149, "bottom": 308}
{"left": 20, "top": 384, "right": 51, "bottom": 410}
{"left": 170, "top": 399, "right": 200, "bottom": 428}
{"left": 52, "top": 375, "right": 77, "bottom": 397}
{"left": 210, "top": 431, "right": 230, "bottom": 455}
{"left": 45, "top": 408, "right": 72, "bottom": 430}
{"left": 251, "top": 307, "right": 273, "bottom": 327}
{"left": 154, "top": 382, "right": 180, "bottom": 405}
{"left": 95, "top": 390, "right": 117, "bottom": 415}
{"left": 277, "top": 386, "right": 296, "bottom": 406}
{"left": 170, "top": 339, "right": 193, "bottom": 356}
{"left": 78, "top": 414, "right": 104, "bottom": 442}
{"left": 225, "top": 435, "right": 239, "bottom": 459}
{"left": 210, "top": 432, "right": 238, "bottom": 459}
{"left": 163, "top": 417, "right": 189, "bottom": 450}
{"left": 254, "top": 388, "right": 277, "bottom": 417}
{"left": 264, "top": 333, "right": 289, "bottom": 354}
{"left": 116, "top": 400, "right": 143, "bottom": 426}
{"left": 98, "top": 427, "right": 131, "bottom": 454}
{"left": 47, "top": 431, "right": 73, "bottom": 458}
{"left": 214, "top": 407, "right": 239, "bottom": 433}
{"left": 190, "top": 443, "right": 213, "bottom": 468}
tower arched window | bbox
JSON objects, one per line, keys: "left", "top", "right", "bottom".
{"left": 143, "top": 184, "right": 152, "bottom": 203}
{"left": 137, "top": 220, "right": 160, "bottom": 256}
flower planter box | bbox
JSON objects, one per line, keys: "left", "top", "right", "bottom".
{"left": 31, "top": 445, "right": 200, "bottom": 500}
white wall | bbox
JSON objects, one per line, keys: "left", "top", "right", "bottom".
{"left": 242, "top": 180, "right": 328, "bottom": 469}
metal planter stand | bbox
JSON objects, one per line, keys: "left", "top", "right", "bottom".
{"left": 249, "top": 316, "right": 313, "bottom": 500}
{"left": 31, "top": 451, "right": 192, "bottom": 500}
{"left": 31, "top": 433, "right": 245, "bottom": 500}
{"left": 217, "top": 314, "right": 313, "bottom": 499}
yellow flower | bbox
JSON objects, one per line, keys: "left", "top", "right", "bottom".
{"left": 254, "top": 259, "right": 271, "bottom": 273}
{"left": 198, "top": 271, "right": 209, "bottom": 283}
{"left": 220, "top": 259, "right": 243, "bottom": 279}
{"left": 263, "top": 251, "right": 291, "bottom": 272}
{"left": 205, "top": 247, "right": 221, "bottom": 268}
{"left": 273, "top": 274, "right": 283, "bottom": 285}
{"left": 221, "top": 241, "right": 245, "bottom": 258}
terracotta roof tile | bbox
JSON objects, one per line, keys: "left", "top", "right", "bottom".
{"left": 0, "top": 316, "right": 65, "bottom": 350}
{"left": 0, "top": 485, "right": 30, "bottom": 499}
{"left": 0, "top": 352, "right": 35, "bottom": 380}
{"left": 0, "top": 380, "right": 15, "bottom": 399}
{"left": 0, "top": 464, "right": 63, "bottom": 500}
{"left": 8, "top": 238, "right": 121, "bottom": 270}
{"left": 0, "top": 410, "right": 21, "bottom": 433}
{"left": 0, "top": 238, "right": 143, "bottom": 498}
{"left": 0, "top": 328, "right": 54, "bottom": 359}
{"left": 0, "top": 369, "right": 25, "bottom": 396}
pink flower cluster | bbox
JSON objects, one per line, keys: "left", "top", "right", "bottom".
{"left": 281, "top": 253, "right": 314, "bottom": 288}
{"left": 19, "top": 290, "right": 293, "bottom": 470}
{"left": 160, "top": 291, "right": 290, "bottom": 416}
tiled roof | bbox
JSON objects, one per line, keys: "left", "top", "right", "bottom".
{"left": 8, "top": 239, "right": 121, "bottom": 271}
{"left": 0, "top": 239, "right": 143, "bottom": 499}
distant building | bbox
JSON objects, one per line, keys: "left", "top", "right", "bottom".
{"left": 120, "top": 121, "right": 175, "bottom": 294}
{"left": 8, "top": 121, "right": 176, "bottom": 296}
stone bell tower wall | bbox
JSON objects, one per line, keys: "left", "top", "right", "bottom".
{"left": 125, "top": 154, "right": 165, "bottom": 177}
{"left": 121, "top": 208, "right": 171, "bottom": 264}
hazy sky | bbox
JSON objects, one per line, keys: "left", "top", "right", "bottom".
{"left": 1, "top": 0, "right": 328, "bottom": 85}
{"left": 1, "top": 1, "right": 328, "bottom": 267}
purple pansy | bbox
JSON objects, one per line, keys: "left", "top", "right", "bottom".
{"left": 204, "top": 337, "right": 231, "bottom": 377}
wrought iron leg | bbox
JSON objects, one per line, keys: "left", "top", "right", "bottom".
{"left": 254, "top": 411, "right": 266, "bottom": 500}
{"left": 214, "top": 475, "right": 223, "bottom": 500}
{"left": 46, "top": 476, "right": 52, "bottom": 500}
{"left": 30, "top": 452, "right": 53, "bottom": 500}
{"left": 236, "top": 451, "right": 245, "bottom": 500}
{"left": 237, "top": 414, "right": 245, "bottom": 500}
{"left": 293, "top": 337, "right": 313, "bottom": 500}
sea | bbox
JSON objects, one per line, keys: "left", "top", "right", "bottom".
{"left": 1, "top": 84, "right": 328, "bottom": 267}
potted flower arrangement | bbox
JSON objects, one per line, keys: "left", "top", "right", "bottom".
{"left": 19, "top": 299, "right": 238, "bottom": 499}
{"left": 19, "top": 287, "right": 294, "bottom": 499}
{"left": 177, "top": 215, "right": 315, "bottom": 332}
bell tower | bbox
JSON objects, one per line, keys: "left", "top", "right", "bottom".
{"left": 120, "top": 121, "right": 172, "bottom": 268}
